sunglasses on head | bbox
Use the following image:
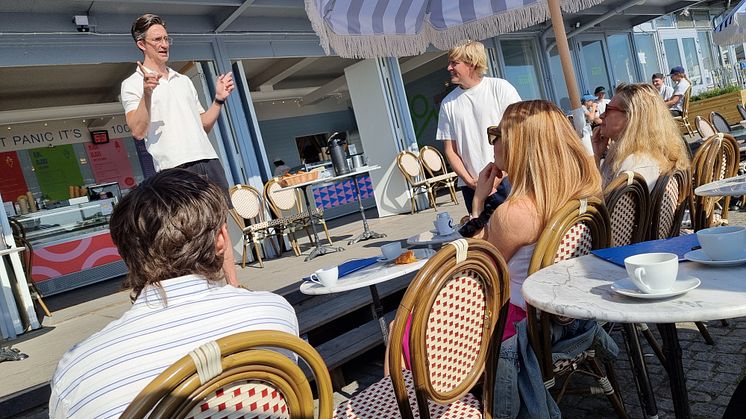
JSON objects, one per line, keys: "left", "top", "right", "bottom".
{"left": 487, "top": 125, "right": 500, "bottom": 145}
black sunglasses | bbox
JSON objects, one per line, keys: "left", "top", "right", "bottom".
{"left": 487, "top": 126, "right": 501, "bottom": 145}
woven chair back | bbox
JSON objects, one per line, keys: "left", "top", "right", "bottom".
{"left": 648, "top": 169, "right": 691, "bottom": 240}
{"left": 397, "top": 151, "right": 424, "bottom": 182}
{"left": 691, "top": 133, "right": 740, "bottom": 230}
{"left": 229, "top": 185, "right": 264, "bottom": 222}
{"left": 710, "top": 111, "right": 732, "bottom": 134}
{"left": 603, "top": 171, "right": 650, "bottom": 246}
{"left": 528, "top": 197, "right": 611, "bottom": 275}
{"left": 264, "top": 178, "right": 303, "bottom": 216}
{"left": 387, "top": 238, "right": 510, "bottom": 419}
{"left": 121, "top": 331, "right": 333, "bottom": 419}
{"left": 419, "top": 146, "right": 446, "bottom": 176}
{"left": 738, "top": 103, "right": 746, "bottom": 121}
{"left": 695, "top": 115, "right": 716, "bottom": 138}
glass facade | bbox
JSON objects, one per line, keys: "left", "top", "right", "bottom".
{"left": 580, "top": 39, "right": 611, "bottom": 95}
{"left": 634, "top": 33, "right": 662, "bottom": 82}
{"left": 548, "top": 44, "right": 571, "bottom": 111}
{"left": 499, "top": 39, "right": 543, "bottom": 100}
{"left": 607, "top": 34, "right": 636, "bottom": 87}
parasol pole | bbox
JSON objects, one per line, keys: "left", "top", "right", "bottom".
{"left": 548, "top": 0, "right": 580, "bottom": 110}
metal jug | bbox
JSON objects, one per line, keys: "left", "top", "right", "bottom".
{"left": 328, "top": 132, "right": 351, "bottom": 176}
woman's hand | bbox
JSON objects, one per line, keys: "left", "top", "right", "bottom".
{"left": 475, "top": 163, "right": 505, "bottom": 200}
{"left": 591, "top": 126, "right": 609, "bottom": 160}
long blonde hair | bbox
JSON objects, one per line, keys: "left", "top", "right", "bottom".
{"left": 498, "top": 100, "right": 602, "bottom": 227}
{"left": 604, "top": 83, "right": 690, "bottom": 176}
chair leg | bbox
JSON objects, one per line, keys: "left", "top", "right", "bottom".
{"left": 588, "top": 358, "right": 630, "bottom": 419}
{"left": 449, "top": 183, "right": 459, "bottom": 205}
{"left": 241, "top": 241, "right": 248, "bottom": 268}
{"left": 29, "top": 282, "right": 51, "bottom": 318}
{"left": 321, "top": 221, "right": 333, "bottom": 245}
{"left": 695, "top": 321, "right": 715, "bottom": 345}
{"left": 253, "top": 241, "right": 264, "bottom": 268}
{"left": 410, "top": 193, "right": 417, "bottom": 214}
{"left": 268, "top": 235, "right": 280, "bottom": 256}
{"left": 638, "top": 323, "right": 667, "bottom": 365}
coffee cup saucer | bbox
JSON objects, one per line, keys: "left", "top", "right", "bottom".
{"left": 684, "top": 249, "right": 746, "bottom": 266}
{"left": 611, "top": 275, "right": 701, "bottom": 299}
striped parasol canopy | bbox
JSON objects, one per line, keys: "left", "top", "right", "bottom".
{"left": 305, "top": 0, "right": 604, "bottom": 59}
{"left": 714, "top": 0, "right": 746, "bottom": 46}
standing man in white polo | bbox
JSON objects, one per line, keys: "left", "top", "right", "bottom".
{"left": 121, "top": 13, "right": 239, "bottom": 286}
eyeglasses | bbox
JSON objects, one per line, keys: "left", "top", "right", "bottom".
{"left": 487, "top": 125, "right": 501, "bottom": 145}
{"left": 144, "top": 36, "right": 173, "bottom": 46}
{"left": 605, "top": 104, "right": 626, "bottom": 114}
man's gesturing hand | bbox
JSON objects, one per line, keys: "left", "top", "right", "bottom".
{"left": 215, "top": 72, "right": 235, "bottom": 101}
{"left": 137, "top": 61, "right": 161, "bottom": 96}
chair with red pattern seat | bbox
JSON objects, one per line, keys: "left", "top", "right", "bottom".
{"left": 121, "top": 330, "right": 333, "bottom": 419}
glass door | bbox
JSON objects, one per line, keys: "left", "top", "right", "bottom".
{"left": 660, "top": 30, "right": 705, "bottom": 92}
{"left": 576, "top": 36, "right": 612, "bottom": 96}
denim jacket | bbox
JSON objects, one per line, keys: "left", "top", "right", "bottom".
{"left": 493, "top": 318, "right": 619, "bottom": 419}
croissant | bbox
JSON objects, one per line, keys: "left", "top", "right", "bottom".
{"left": 394, "top": 250, "right": 417, "bottom": 264}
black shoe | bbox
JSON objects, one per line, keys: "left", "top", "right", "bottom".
{"left": 0, "top": 346, "right": 28, "bottom": 362}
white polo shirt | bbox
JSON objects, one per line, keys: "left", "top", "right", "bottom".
{"left": 121, "top": 67, "right": 219, "bottom": 171}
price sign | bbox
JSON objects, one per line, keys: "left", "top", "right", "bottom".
{"left": 91, "top": 130, "right": 110, "bottom": 145}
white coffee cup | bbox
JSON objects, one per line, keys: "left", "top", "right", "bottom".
{"left": 309, "top": 266, "right": 339, "bottom": 288}
{"left": 624, "top": 253, "right": 679, "bottom": 294}
{"left": 380, "top": 242, "right": 403, "bottom": 260}
{"left": 696, "top": 226, "right": 746, "bottom": 261}
{"left": 434, "top": 218, "right": 454, "bottom": 235}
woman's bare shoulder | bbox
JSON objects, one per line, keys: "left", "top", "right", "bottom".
{"left": 491, "top": 197, "right": 542, "bottom": 243}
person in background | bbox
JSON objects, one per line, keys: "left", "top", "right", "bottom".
{"left": 592, "top": 83, "right": 690, "bottom": 191}
{"left": 120, "top": 13, "right": 239, "bottom": 286}
{"left": 582, "top": 93, "right": 601, "bottom": 126}
{"left": 48, "top": 169, "right": 299, "bottom": 419}
{"left": 652, "top": 72, "right": 674, "bottom": 101}
{"left": 593, "top": 86, "right": 610, "bottom": 116}
{"left": 664, "top": 66, "right": 690, "bottom": 117}
{"left": 436, "top": 40, "right": 521, "bottom": 214}
{"left": 273, "top": 158, "right": 291, "bottom": 177}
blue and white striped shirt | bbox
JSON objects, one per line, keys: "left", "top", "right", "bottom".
{"left": 49, "top": 275, "right": 299, "bottom": 418}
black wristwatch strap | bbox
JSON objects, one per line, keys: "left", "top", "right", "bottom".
{"left": 214, "top": 98, "right": 225, "bottom": 105}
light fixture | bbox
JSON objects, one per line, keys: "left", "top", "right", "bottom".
{"left": 680, "top": 8, "right": 690, "bottom": 17}
{"left": 73, "top": 15, "right": 90, "bottom": 32}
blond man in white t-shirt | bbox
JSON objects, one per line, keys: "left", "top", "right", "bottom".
{"left": 436, "top": 40, "right": 521, "bottom": 214}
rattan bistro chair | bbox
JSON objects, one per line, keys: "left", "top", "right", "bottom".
{"left": 334, "top": 238, "right": 510, "bottom": 419}
{"left": 738, "top": 103, "right": 746, "bottom": 121}
{"left": 396, "top": 150, "right": 438, "bottom": 214}
{"left": 264, "top": 178, "right": 333, "bottom": 251}
{"left": 121, "top": 331, "right": 333, "bottom": 419}
{"left": 690, "top": 133, "right": 740, "bottom": 231}
{"left": 229, "top": 184, "right": 283, "bottom": 268}
{"left": 603, "top": 171, "right": 650, "bottom": 247}
{"left": 525, "top": 198, "right": 628, "bottom": 418}
{"left": 710, "top": 111, "right": 733, "bottom": 134}
{"left": 695, "top": 115, "right": 716, "bottom": 139}
{"left": 418, "top": 146, "right": 459, "bottom": 206}
{"left": 648, "top": 169, "right": 691, "bottom": 241}
{"left": 673, "top": 82, "right": 694, "bottom": 137}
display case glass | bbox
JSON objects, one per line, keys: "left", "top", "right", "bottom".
{"left": 10, "top": 198, "right": 116, "bottom": 247}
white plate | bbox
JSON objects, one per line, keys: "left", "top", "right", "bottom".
{"left": 377, "top": 248, "right": 435, "bottom": 263}
{"left": 684, "top": 249, "right": 746, "bottom": 266}
{"left": 611, "top": 275, "right": 701, "bottom": 299}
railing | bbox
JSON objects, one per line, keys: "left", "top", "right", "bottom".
{"left": 710, "top": 65, "right": 746, "bottom": 89}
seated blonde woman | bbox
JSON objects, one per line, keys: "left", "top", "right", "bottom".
{"left": 592, "top": 83, "right": 690, "bottom": 190}
{"left": 464, "top": 99, "right": 602, "bottom": 339}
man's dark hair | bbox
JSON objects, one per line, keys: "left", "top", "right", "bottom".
{"left": 131, "top": 13, "right": 166, "bottom": 42}
{"left": 652, "top": 73, "right": 665, "bottom": 81}
{"left": 110, "top": 169, "right": 227, "bottom": 297}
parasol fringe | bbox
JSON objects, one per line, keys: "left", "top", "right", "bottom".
{"left": 306, "top": 0, "right": 604, "bottom": 58}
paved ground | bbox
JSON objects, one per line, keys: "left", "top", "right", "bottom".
{"left": 4, "top": 199, "right": 746, "bottom": 418}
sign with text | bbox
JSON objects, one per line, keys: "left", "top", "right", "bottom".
{"left": 87, "top": 115, "right": 131, "bottom": 140}
{"left": 30, "top": 145, "right": 84, "bottom": 201}
{"left": 0, "top": 151, "right": 29, "bottom": 202}
{"left": 85, "top": 139, "right": 136, "bottom": 189}
{"left": 0, "top": 120, "right": 91, "bottom": 153}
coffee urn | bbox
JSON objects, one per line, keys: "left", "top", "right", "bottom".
{"left": 328, "top": 132, "right": 351, "bottom": 176}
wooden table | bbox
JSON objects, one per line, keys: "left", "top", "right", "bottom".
{"left": 522, "top": 254, "right": 746, "bottom": 419}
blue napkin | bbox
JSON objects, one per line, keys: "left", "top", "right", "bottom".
{"left": 303, "top": 256, "right": 380, "bottom": 281}
{"left": 591, "top": 234, "right": 699, "bottom": 267}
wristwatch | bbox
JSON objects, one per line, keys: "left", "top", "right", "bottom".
{"left": 214, "top": 98, "right": 225, "bottom": 105}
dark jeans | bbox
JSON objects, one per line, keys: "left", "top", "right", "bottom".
{"left": 670, "top": 109, "right": 683, "bottom": 117}
{"left": 177, "top": 158, "right": 232, "bottom": 207}
{"left": 461, "top": 178, "right": 511, "bottom": 214}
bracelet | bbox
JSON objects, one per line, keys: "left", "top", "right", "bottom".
{"left": 214, "top": 98, "right": 225, "bottom": 105}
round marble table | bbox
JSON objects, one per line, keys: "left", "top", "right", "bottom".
{"left": 694, "top": 174, "right": 746, "bottom": 197}
{"left": 522, "top": 254, "right": 746, "bottom": 419}
{"left": 300, "top": 248, "right": 435, "bottom": 341}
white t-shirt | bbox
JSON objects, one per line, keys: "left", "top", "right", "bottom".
{"left": 658, "top": 85, "right": 674, "bottom": 102}
{"left": 49, "top": 275, "right": 299, "bottom": 419}
{"left": 121, "top": 67, "right": 219, "bottom": 171}
{"left": 670, "top": 78, "right": 691, "bottom": 112}
{"left": 594, "top": 98, "right": 610, "bottom": 116}
{"left": 436, "top": 77, "right": 521, "bottom": 186}
{"left": 602, "top": 153, "right": 661, "bottom": 191}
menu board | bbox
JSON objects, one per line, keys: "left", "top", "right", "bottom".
{"left": 30, "top": 145, "right": 84, "bottom": 201}
{"left": 0, "top": 151, "right": 29, "bottom": 202}
{"left": 85, "top": 139, "right": 136, "bottom": 189}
